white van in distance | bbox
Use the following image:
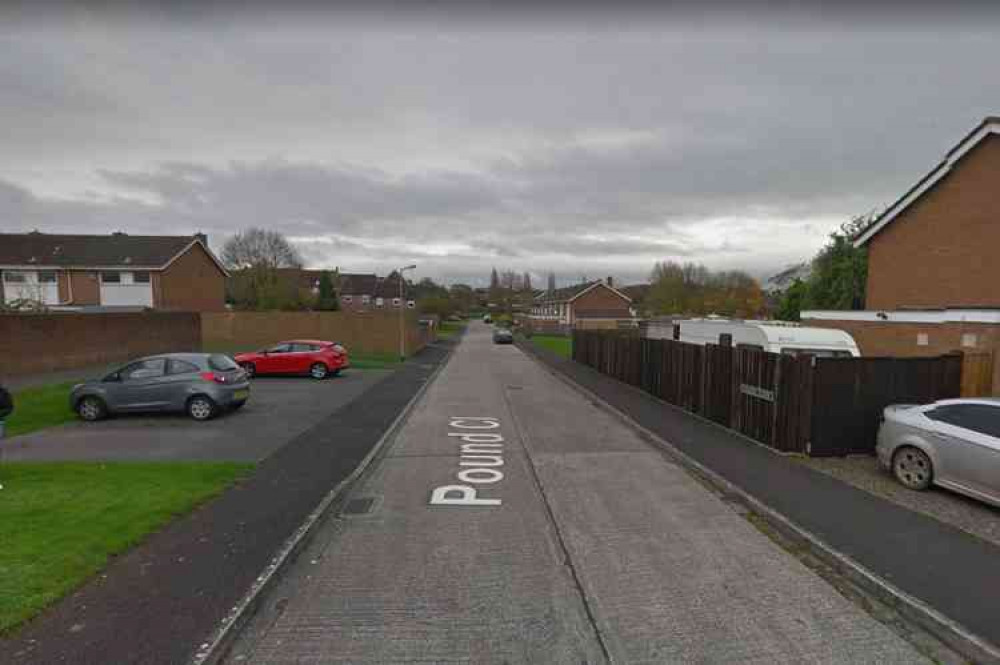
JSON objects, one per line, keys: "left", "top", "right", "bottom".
{"left": 644, "top": 318, "right": 861, "bottom": 357}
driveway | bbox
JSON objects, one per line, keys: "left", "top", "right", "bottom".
{"left": 3, "top": 369, "right": 391, "bottom": 462}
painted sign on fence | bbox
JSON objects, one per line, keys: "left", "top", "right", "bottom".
{"left": 739, "top": 384, "right": 775, "bottom": 402}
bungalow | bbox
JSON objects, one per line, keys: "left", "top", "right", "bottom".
{"left": 529, "top": 277, "right": 635, "bottom": 332}
{"left": 0, "top": 231, "right": 227, "bottom": 311}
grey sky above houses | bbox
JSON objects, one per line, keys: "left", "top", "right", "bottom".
{"left": 1, "top": 4, "right": 999, "bottom": 286}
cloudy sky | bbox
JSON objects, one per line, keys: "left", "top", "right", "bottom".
{"left": 2, "top": 4, "right": 999, "bottom": 286}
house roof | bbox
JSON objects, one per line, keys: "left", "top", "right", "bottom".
{"left": 338, "top": 273, "right": 378, "bottom": 295}
{"left": 373, "top": 273, "right": 409, "bottom": 299}
{"left": 537, "top": 280, "right": 633, "bottom": 305}
{"left": 854, "top": 116, "right": 1000, "bottom": 247}
{"left": 0, "top": 232, "right": 227, "bottom": 274}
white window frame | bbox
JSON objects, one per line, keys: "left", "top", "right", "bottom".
{"left": 3, "top": 270, "right": 29, "bottom": 283}
{"left": 342, "top": 295, "right": 353, "bottom": 304}
{"left": 133, "top": 271, "right": 151, "bottom": 284}
{"left": 362, "top": 294, "right": 371, "bottom": 305}
{"left": 38, "top": 270, "right": 57, "bottom": 284}
{"left": 376, "top": 297, "right": 384, "bottom": 308}
{"left": 101, "top": 271, "right": 122, "bottom": 284}
{"left": 407, "top": 300, "right": 415, "bottom": 309}
{"left": 392, "top": 297, "right": 401, "bottom": 307}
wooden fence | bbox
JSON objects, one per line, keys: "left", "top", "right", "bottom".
{"left": 572, "top": 330, "right": 963, "bottom": 456}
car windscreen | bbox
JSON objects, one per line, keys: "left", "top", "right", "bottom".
{"left": 208, "top": 354, "right": 240, "bottom": 371}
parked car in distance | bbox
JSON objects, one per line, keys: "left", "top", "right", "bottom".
{"left": 483, "top": 314, "right": 492, "bottom": 324}
{"left": 876, "top": 398, "right": 1000, "bottom": 508}
{"left": 70, "top": 353, "right": 249, "bottom": 422}
{"left": 493, "top": 327, "right": 513, "bottom": 344}
{"left": 234, "top": 340, "right": 349, "bottom": 379}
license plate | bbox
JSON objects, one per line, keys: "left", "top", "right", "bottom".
{"left": 233, "top": 389, "right": 250, "bottom": 400}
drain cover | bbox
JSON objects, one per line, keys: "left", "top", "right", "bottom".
{"left": 342, "top": 497, "right": 377, "bottom": 515}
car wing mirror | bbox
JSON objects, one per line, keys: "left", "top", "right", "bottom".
{"left": 103, "top": 372, "right": 121, "bottom": 383}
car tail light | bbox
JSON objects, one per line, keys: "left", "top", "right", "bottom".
{"left": 332, "top": 344, "right": 346, "bottom": 354}
{"left": 200, "top": 371, "right": 230, "bottom": 384}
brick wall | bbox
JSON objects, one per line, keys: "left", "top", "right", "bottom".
{"left": 0, "top": 312, "right": 201, "bottom": 377}
{"left": 804, "top": 317, "right": 1000, "bottom": 395}
{"left": 570, "top": 284, "right": 631, "bottom": 322}
{"left": 158, "top": 244, "right": 226, "bottom": 311}
{"left": 200, "top": 311, "right": 432, "bottom": 356}
{"left": 866, "top": 135, "right": 1000, "bottom": 309}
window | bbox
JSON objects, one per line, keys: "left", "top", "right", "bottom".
{"left": 962, "top": 333, "right": 977, "bottom": 348}
{"left": 208, "top": 354, "right": 240, "bottom": 371}
{"left": 266, "top": 343, "right": 292, "bottom": 354}
{"left": 122, "top": 358, "right": 166, "bottom": 381}
{"left": 168, "top": 359, "right": 200, "bottom": 375}
{"left": 38, "top": 271, "right": 57, "bottom": 283}
{"left": 3, "top": 271, "right": 28, "bottom": 283}
{"left": 342, "top": 295, "right": 353, "bottom": 304}
{"left": 392, "top": 297, "right": 401, "bottom": 307}
{"left": 133, "top": 271, "right": 151, "bottom": 284}
{"left": 917, "top": 333, "right": 929, "bottom": 346}
{"left": 780, "top": 348, "right": 853, "bottom": 358}
{"left": 362, "top": 294, "right": 371, "bottom": 305}
{"left": 101, "top": 272, "right": 121, "bottom": 284}
{"left": 407, "top": 300, "right": 416, "bottom": 309}
{"left": 290, "top": 343, "right": 315, "bottom": 352}
{"left": 376, "top": 297, "right": 384, "bottom": 308}
{"left": 926, "top": 404, "right": 1000, "bottom": 438}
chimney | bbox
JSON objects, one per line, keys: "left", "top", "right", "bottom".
{"left": 194, "top": 232, "right": 208, "bottom": 245}
{"left": 606, "top": 276, "right": 613, "bottom": 287}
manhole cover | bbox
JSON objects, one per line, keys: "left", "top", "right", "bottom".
{"left": 342, "top": 497, "right": 377, "bottom": 516}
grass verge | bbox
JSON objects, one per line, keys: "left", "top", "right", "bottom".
{"left": 349, "top": 352, "right": 403, "bottom": 370}
{"left": 4, "top": 382, "right": 78, "bottom": 438}
{"left": 0, "top": 461, "right": 252, "bottom": 633}
{"left": 530, "top": 334, "right": 573, "bottom": 359}
{"left": 436, "top": 320, "right": 467, "bottom": 340}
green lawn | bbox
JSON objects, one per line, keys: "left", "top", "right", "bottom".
{"left": 436, "top": 320, "right": 467, "bottom": 340}
{"left": 531, "top": 334, "right": 573, "bottom": 359}
{"left": 349, "top": 351, "right": 403, "bottom": 370}
{"left": 0, "top": 462, "right": 252, "bottom": 633}
{"left": 4, "top": 382, "right": 78, "bottom": 438}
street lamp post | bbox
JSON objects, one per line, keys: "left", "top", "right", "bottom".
{"left": 399, "top": 264, "right": 416, "bottom": 361}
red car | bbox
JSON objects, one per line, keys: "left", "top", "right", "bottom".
{"left": 234, "top": 340, "right": 349, "bottom": 380}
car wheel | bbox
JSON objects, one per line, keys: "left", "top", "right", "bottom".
{"left": 309, "top": 363, "right": 329, "bottom": 380}
{"left": 240, "top": 362, "right": 256, "bottom": 378}
{"left": 187, "top": 395, "right": 217, "bottom": 421}
{"left": 893, "top": 446, "right": 933, "bottom": 490}
{"left": 76, "top": 396, "right": 107, "bottom": 422}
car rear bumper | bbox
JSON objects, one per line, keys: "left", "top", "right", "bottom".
{"left": 207, "top": 382, "right": 251, "bottom": 407}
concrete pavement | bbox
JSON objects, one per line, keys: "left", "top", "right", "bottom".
{"left": 225, "top": 322, "right": 926, "bottom": 664}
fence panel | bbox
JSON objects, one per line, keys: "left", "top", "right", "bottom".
{"left": 570, "top": 331, "right": 964, "bottom": 458}
{"left": 810, "top": 355, "right": 963, "bottom": 456}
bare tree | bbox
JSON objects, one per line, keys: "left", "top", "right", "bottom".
{"left": 221, "top": 228, "right": 303, "bottom": 270}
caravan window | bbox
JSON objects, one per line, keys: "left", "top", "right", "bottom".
{"left": 780, "top": 348, "right": 852, "bottom": 358}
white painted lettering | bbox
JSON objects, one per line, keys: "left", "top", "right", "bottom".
{"left": 450, "top": 419, "right": 500, "bottom": 429}
{"left": 457, "top": 468, "right": 504, "bottom": 484}
{"left": 460, "top": 443, "right": 503, "bottom": 454}
{"left": 447, "top": 432, "right": 504, "bottom": 443}
{"left": 429, "top": 485, "right": 501, "bottom": 506}
{"left": 459, "top": 455, "right": 504, "bottom": 467}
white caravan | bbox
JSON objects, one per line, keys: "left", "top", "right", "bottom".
{"left": 645, "top": 318, "right": 861, "bottom": 357}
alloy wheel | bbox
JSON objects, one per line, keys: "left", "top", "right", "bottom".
{"left": 893, "top": 448, "right": 932, "bottom": 490}
{"left": 78, "top": 398, "right": 103, "bottom": 421}
{"left": 310, "top": 363, "right": 328, "bottom": 379}
{"left": 188, "top": 398, "right": 214, "bottom": 421}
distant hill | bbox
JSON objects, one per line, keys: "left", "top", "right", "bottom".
{"left": 763, "top": 262, "right": 811, "bottom": 293}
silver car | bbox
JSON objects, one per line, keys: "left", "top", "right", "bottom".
{"left": 492, "top": 328, "right": 513, "bottom": 344}
{"left": 70, "top": 353, "right": 250, "bottom": 422}
{"left": 876, "top": 398, "right": 1000, "bottom": 507}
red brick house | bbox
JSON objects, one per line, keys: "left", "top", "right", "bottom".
{"left": 0, "top": 232, "right": 227, "bottom": 311}
{"left": 529, "top": 278, "right": 635, "bottom": 332}
{"left": 803, "top": 117, "right": 1000, "bottom": 393}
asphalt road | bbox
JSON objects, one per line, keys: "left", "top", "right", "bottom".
{"left": 4, "top": 370, "right": 389, "bottom": 461}
{"left": 225, "top": 322, "right": 926, "bottom": 664}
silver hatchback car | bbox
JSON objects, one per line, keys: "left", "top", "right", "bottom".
{"left": 876, "top": 398, "right": 1000, "bottom": 507}
{"left": 70, "top": 353, "right": 250, "bottom": 422}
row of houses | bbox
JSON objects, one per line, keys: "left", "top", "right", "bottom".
{"left": 0, "top": 232, "right": 420, "bottom": 313}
